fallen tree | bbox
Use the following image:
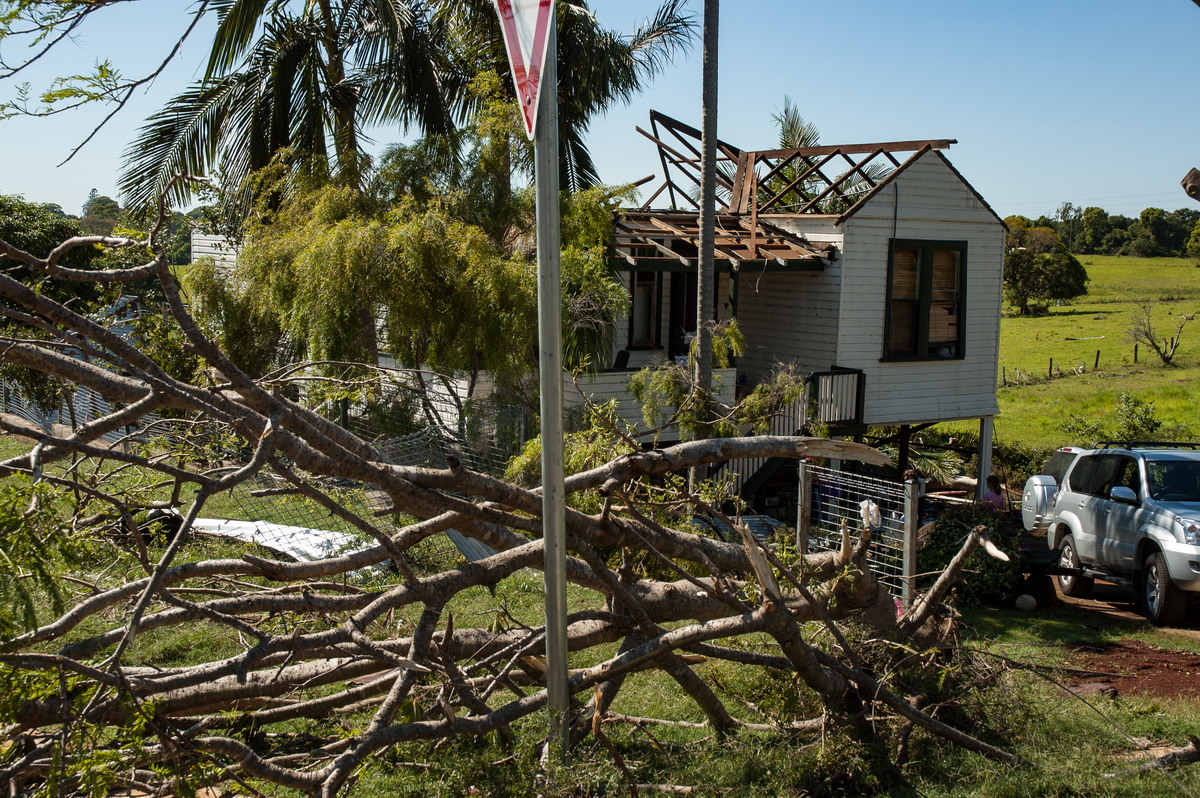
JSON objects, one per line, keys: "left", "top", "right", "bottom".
{"left": 0, "top": 226, "right": 1025, "bottom": 796}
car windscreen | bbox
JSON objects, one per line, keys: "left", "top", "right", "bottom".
{"left": 1146, "top": 460, "right": 1200, "bottom": 502}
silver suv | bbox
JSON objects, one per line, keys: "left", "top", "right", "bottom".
{"left": 1022, "top": 442, "right": 1200, "bottom": 625}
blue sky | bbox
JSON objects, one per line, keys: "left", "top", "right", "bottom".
{"left": 2, "top": 0, "right": 1198, "bottom": 219}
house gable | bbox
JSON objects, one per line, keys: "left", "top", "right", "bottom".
{"left": 834, "top": 149, "right": 1004, "bottom": 425}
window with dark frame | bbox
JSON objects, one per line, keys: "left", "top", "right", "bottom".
{"left": 629, "top": 271, "right": 660, "bottom": 349}
{"left": 885, "top": 239, "right": 966, "bottom": 360}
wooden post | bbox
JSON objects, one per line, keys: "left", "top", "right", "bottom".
{"left": 1001, "top": 366, "right": 1007, "bottom": 387}
{"left": 1048, "top": 357, "right": 1054, "bottom": 379}
{"left": 1094, "top": 350, "right": 1100, "bottom": 370}
{"left": 796, "top": 459, "right": 812, "bottom": 554}
{"left": 1134, "top": 343, "right": 1139, "bottom": 363}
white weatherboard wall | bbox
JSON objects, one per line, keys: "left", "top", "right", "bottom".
{"left": 190, "top": 232, "right": 239, "bottom": 269}
{"left": 836, "top": 151, "right": 1003, "bottom": 425}
{"left": 734, "top": 217, "right": 842, "bottom": 384}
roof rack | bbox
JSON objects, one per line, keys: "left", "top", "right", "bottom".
{"left": 1093, "top": 441, "right": 1200, "bottom": 450}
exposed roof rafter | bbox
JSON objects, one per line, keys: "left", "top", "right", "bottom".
{"left": 638, "top": 110, "right": 956, "bottom": 218}
{"left": 613, "top": 210, "right": 834, "bottom": 272}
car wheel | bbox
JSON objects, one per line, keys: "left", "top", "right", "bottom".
{"left": 1143, "top": 551, "right": 1187, "bottom": 626}
{"left": 1056, "top": 535, "right": 1094, "bottom": 598}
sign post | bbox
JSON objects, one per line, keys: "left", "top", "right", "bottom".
{"left": 492, "top": 0, "right": 568, "bottom": 757}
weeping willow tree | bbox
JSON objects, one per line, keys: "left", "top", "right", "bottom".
{"left": 185, "top": 79, "right": 629, "bottom": 408}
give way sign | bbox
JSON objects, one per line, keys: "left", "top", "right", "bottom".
{"left": 492, "top": 0, "right": 554, "bottom": 138}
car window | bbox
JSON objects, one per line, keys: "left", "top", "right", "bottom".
{"left": 1041, "top": 451, "right": 1079, "bottom": 484}
{"left": 1066, "top": 454, "right": 1123, "bottom": 497}
{"left": 1147, "top": 460, "right": 1200, "bottom": 501}
{"left": 1111, "top": 456, "right": 1140, "bottom": 499}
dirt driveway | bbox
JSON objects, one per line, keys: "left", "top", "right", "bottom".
{"left": 1052, "top": 580, "right": 1200, "bottom": 697}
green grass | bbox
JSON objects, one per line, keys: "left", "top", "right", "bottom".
{"left": 976, "top": 255, "right": 1200, "bottom": 453}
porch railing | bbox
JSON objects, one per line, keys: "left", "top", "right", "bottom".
{"left": 716, "top": 367, "right": 865, "bottom": 497}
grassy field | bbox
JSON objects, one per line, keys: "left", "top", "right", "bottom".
{"left": 982, "top": 255, "right": 1200, "bottom": 453}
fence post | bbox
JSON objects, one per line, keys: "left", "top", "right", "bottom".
{"left": 903, "top": 479, "right": 920, "bottom": 609}
{"left": 1094, "top": 350, "right": 1100, "bottom": 370}
{"left": 796, "top": 459, "right": 812, "bottom": 554}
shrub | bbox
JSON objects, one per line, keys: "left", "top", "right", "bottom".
{"left": 917, "top": 503, "right": 1023, "bottom": 606}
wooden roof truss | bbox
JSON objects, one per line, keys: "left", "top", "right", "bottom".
{"left": 637, "top": 111, "right": 956, "bottom": 218}
{"left": 613, "top": 211, "right": 834, "bottom": 271}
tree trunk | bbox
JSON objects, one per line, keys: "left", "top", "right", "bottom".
{"left": 690, "top": 0, "right": 719, "bottom": 488}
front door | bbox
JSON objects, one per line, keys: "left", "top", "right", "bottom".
{"left": 668, "top": 271, "right": 698, "bottom": 361}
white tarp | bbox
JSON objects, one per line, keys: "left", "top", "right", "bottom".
{"left": 192, "top": 518, "right": 360, "bottom": 562}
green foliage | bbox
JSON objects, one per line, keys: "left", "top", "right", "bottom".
{"left": 1026, "top": 203, "right": 1199, "bottom": 258}
{"left": 129, "top": 308, "right": 202, "bottom": 386}
{"left": 1003, "top": 245, "right": 1089, "bottom": 316}
{"left": 506, "top": 401, "right": 636, "bottom": 513}
{"left": 0, "top": 475, "right": 85, "bottom": 641}
{"left": 626, "top": 319, "right": 748, "bottom": 439}
{"left": 559, "top": 185, "right": 635, "bottom": 374}
{"left": 182, "top": 256, "right": 294, "bottom": 377}
{"left": 116, "top": 0, "right": 695, "bottom": 211}
{"left": 1061, "top": 391, "right": 1192, "bottom": 444}
{"left": 916, "top": 504, "right": 1023, "bottom": 606}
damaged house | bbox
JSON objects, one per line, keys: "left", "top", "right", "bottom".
{"left": 568, "top": 111, "right": 1006, "bottom": 502}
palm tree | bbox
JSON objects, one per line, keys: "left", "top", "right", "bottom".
{"left": 120, "top": 0, "right": 455, "bottom": 214}
{"left": 444, "top": 0, "right": 693, "bottom": 190}
{"left": 120, "top": 0, "right": 695, "bottom": 212}
{"left": 762, "top": 96, "right": 891, "bottom": 214}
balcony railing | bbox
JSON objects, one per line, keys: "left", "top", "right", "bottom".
{"left": 562, "top": 367, "right": 737, "bottom": 438}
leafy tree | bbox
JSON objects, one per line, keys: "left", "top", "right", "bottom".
{"left": 1126, "top": 207, "right": 1167, "bottom": 257}
{"left": 1002, "top": 218, "right": 1088, "bottom": 315}
{"left": 1187, "top": 218, "right": 1200, "bottom": 260}
{"left": 1054, "top": 201, "right": 1081, "bottom": 252}
{"left": 120, "top": 1, "right": 458, "bottom": 214}
{"left": 1076, "top": 206, "right": 1110, "bottom": 254}
{"left": 1164, "top": 208, "right": 1200, "bottom": 254}
{"left": 119, "top": 0, "right": 695, "bottom": 213}
{"left": 79, "top": 191, "right": 121, "bottom": 235}
{"left": 162, "top": 210, "right": 192, "bottom": 265}
{"left": 0, "top": 195, "right": 107, "bottom": 406}
{"left": 188, "top": 74, "right": 628, "bottom": 389}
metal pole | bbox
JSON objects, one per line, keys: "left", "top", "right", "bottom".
{"left": 534, "top": 20, "right": 569, "bottom": 759}
{"left": 903, "top": 478, "right": 919, "bottom": 609}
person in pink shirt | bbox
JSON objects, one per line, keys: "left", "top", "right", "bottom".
{"left": 981, "top": 474, "right": 1006, "bottom": 511}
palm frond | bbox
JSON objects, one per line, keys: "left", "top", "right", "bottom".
{"left": 772, "top": 96, "right": 821, "bottom": 149}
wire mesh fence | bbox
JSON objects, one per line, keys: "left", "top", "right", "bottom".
{"left": 801, "top": 463, "right": 913, "bottom": 598}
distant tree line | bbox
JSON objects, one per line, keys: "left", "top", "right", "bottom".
{"left": 1011, "top": 201, "right": 1200, "bottom": 258}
